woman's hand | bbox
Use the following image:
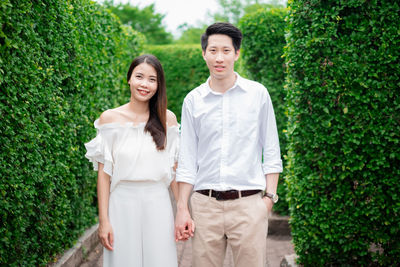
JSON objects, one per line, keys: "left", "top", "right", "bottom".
{"left": 98, "top": 221, "right": 114, "bottom": 251}
{"left": 175, "top": 208, "right": 195, "bottom": 242}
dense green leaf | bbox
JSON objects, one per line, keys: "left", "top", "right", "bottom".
{"left": 284, "top": 0, "right": 400, "bottom": 265}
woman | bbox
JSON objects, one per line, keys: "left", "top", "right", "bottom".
{"left": 85, "top": 54, "right": 179, "bottom": 267}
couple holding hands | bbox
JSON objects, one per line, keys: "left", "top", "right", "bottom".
{"left": 85, "top": 22, "right": 282, "bottom": 267}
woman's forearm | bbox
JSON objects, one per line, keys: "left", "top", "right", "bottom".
{"left": 97, "top": 163, "right": 111, "bottom": 224}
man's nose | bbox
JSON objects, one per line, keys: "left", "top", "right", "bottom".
{"left": 216, "top": 52, "right": 224, "bottom": 62}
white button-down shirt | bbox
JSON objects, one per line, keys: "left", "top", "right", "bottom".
{"left": 176, "top": 73, "right": 283, "bottom": 191}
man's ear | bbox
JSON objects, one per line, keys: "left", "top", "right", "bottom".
{"left": 202, "top": 50, "right": 206, "bottom": 60}
{"left": 235, "top": 49, "right": 240, "bottom": 61}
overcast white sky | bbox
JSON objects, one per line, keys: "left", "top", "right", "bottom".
{"left": 103, "top": 0, "right": 287, "bottom": 37}
{"left": 112, "top": 0, "right": 220, "bottom": 37}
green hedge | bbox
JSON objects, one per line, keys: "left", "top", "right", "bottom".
{"left": 239, "top": 7, "right": 289, "bottom": 215}
{"left": 0, "top": 0, "right": 142, "bottom": 265}
{"left": 144, "top": 45, "right": 209, "bottom": 120}
{"left": 284, "top": 0, "right": 400, "bottom": 265}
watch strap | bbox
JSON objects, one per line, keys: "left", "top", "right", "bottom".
{"left": 263, "top": 192, "right": 278, "bottom": 203}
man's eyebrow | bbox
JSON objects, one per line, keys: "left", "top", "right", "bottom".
{"left": 208, "top": 45, "right": 232, "bottom": 49}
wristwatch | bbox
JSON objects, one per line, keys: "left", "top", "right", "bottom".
{"left": 264, "top": 192, "right": 279, "bottom": 204}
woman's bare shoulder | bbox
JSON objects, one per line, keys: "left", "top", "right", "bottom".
{"left": 99, "top": 105, "right": 128, "bottom": 125}
{"left": 166, "top": 109, "right": 178, "bottom": 127}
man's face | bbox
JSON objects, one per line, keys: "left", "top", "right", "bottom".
{"left": 202, "top": 34, "right": 240, "bottom": 80}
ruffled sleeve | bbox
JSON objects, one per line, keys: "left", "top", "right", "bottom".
{"left": 167, "top": 125, "right": 180, "bottom": 170}
{"left": 84, "top": 119, "right": 114, "bottom": 176}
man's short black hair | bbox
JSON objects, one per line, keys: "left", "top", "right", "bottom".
{"left": 201, "top": 22, "right": 243, "bottom": 52}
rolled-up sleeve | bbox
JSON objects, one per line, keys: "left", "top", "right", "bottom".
{"left": 176, "top": 97, "right": 198, "bottom": 184}
{"left": 260, "top": 90, "right": 283, "bottom": 174}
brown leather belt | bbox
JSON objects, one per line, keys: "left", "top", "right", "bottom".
{"left": 196, "top": 189, "right": 262, "bottom": 201}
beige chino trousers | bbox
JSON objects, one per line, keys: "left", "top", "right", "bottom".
{"left": 190, "top": 191, "right": 269, "bottom": 267}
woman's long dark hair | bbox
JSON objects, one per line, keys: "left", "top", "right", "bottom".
{"left": 127, "top": 54, "right": 167, "bottom": 150}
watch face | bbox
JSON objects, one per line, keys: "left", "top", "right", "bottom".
{"left": 265, "top": 193, "right": 279, "bottom": 203}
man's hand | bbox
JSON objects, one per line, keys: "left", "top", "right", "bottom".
{"left": 262, "top": 196, "right": 274, "bottom": 212}
{"left": 174, "top": 207, "right": 195, "bottom": 242}
{"left": 174, "top": 182, "right": 195, "bottom": 241}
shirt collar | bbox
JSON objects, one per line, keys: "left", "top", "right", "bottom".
{"left": 199, "top": 72, "right": 248, "bottom": 97}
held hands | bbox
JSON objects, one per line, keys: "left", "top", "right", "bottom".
{"left": 174, "top": 208, "right": 195, "bottom": 242}
{"left": 98, "top": 221, "right": 114, "bottom": 251}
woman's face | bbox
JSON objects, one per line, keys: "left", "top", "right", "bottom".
{"left": 128, "top": 62, "right": 158, "bottom": 103}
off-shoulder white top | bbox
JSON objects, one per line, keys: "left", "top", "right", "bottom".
{"left": 84, "top": 119, "right": 180, "bottom": 192}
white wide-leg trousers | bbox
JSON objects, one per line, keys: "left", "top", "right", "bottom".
{"left": 103, "top": 181, "right": 178, "bottom": 267}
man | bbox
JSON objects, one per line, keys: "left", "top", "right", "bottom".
{"left": 175, "top": 22, "right": 282, "bottom": 267}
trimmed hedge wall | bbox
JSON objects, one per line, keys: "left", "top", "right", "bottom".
{"left": 0, "top": 1, "right": 142, "bottom": 265}
{"left": 144, "top": 45, "right": 209, "bottom": 120}
{"left": 239, "top": 7, "right": 289, "bottom": 215}
{"left": 284, "top": 0, "right": 400, "bottom": 265}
